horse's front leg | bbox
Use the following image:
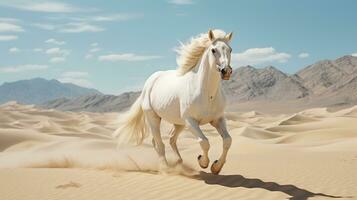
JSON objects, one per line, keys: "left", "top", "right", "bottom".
{"left": 185, "top": 117, "right": 210, "bottom": 169}
{"left": 210, "top": 117, "right": 232, "bottom": 174}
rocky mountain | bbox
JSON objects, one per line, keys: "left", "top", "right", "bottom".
{"left": 295, "top": 55, "right": 357, "bottom": 106}
{"left": 222, "top": 55, "right": 357, "bottom": 107}
{"left": 222, "top": 66, "right": 309, "bottom": 101}
{"left": 297, "top": 55, "right": 357, "bottom": 95}
{"left": 41, "top": 92, "right": 140, "bottom": 112}
{"left": 0, "top": 78, "right": 101, "bottom": 104}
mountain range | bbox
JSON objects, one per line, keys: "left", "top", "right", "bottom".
{"left": 1, "top": 55, "right": 357, "bottom": 112}
{"left": 0, "top": 78, "right": 101, "bottom": 105}
{"left": 223, "top": 55, "right": 357, "bottom": 102}
{"left": 41, "top": 92, "right": 140, "bottom": 112}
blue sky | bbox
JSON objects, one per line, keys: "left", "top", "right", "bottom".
{"left": 0, "top": 0, "right": 356, "bottom": 94}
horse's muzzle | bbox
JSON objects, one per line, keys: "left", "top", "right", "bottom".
{"left": 220, "top": 66, "right": 232, "bottom": 80}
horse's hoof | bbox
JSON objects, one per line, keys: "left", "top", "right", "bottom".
{"left": 210, "top": 160, "right": 222, "bottom": 175}
{"left": 158, "top": 163, "right": 170, "bottom": 174}
{"left": 174, "top": 159, "right": 183, "bottom": 166}
{"left": 197, "top": 155, "right": 209, "bottom": 169}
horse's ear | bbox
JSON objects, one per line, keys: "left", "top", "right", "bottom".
{"left": 208, "top": 29, "right": 215, "bottom": 41}
{"left": 225, "top": 32, "right": 233, "bottom": 42}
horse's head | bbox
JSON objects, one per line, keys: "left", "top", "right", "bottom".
{"left": 207, "top": 30, "right": 233, "bottom": 80}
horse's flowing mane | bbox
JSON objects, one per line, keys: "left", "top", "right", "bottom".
{"left": 175, "top": 29, "right": 228, "bottom": 75}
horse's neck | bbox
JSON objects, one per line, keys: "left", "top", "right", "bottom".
{"left": 194, "top": 51, "right": 221, "bottom": 100}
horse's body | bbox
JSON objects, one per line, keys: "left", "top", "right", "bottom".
{"left": 114, "top": 29, "right": 233, "bottom": 174}
{"left": 145, "top": 69, "right": 225, "bottom": 125}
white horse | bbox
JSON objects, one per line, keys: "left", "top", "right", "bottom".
{"left": 113, "top": 29, "right": 233, "bottom": 174}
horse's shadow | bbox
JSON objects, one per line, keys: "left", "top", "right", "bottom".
{"left": 196, "top": 171, "right": 350, "bottom": 200}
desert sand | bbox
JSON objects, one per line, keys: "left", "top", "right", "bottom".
{"left": 0, "top": 101, "right": 356, "bottom": 200}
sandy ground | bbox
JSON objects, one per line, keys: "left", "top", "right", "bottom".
{"left": 0, "top": 101, "right": 357, "bottom": 200}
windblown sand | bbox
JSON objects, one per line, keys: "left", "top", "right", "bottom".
{"left": 0, "top": 101, "right": 356, "bottom": 200}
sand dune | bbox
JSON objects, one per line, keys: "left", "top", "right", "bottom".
{"left": 0, "top": 102, "right": 357, "bottom": 199}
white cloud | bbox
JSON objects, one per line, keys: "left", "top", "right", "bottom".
{"left": 33, "top": 22, "right": 104, "bottom": 33}
{"left": 45, "top": 38, "right": 66, "bottom": 45}
{"left": 32, "top": 23, "right": 56, "bottom": 30}
{"left": 352, "top": 53, "right": 357, "bottom": 57}
{"left": 0, "top": 64, "right": 48, "bottom": 73}
{"left": 46, "top": 47, "right": 61, "bottom": 55}
{"left": 0, "top": 22, "right": 24, "bottom": 32}
{"left": 45, "top": 47, "right": 70, "bottom": 56}
{"left": 84, "top": 43, "right": 101, "bottom": 59}
{"left": 86, "top": 44, "right": 101, "bottom": 59}
{"left": 58, "top": 71, "right": 92, "bottom": 88}
{"left": 298, "top": 52, "right": 309, "bottom": 58}
{"left": 46, "top": 13, "right": 141, "bottom": 23}
{"left": 33, "top": 48, "right": 44, "bottom": 52}
{"left": 0, "top": 17, "right": 21, "bottom": 23}
{"left": 1, "top": 1, "right": 83, "bottom": 13}
{"left": 86, "top": 14, "right": 141, "bottom": 22}
{"left": 169, "top": 0, "right": 194, "bottom": 5}
{"left": 0, "top": 20, "right": 21, "bottom": 42}
{"left": 45, "top": 48, "right": 70, "bottom": 63}
{"left": 49, "top": 57, "right": 66, "bottom": 63}
{"left": 85, "top": 54, "right": 93, "bottom": 59}
{"left": 9, "top": 47, "right": 20, "bottom": 53}
{"left": 231, "top": 47, "right": 291, "bottom": 67}
{"left": 59, "top": 22, "right": 104, "bottom": 33}
{"left": 89, "top": 47, "right": 101, "bottom": 53}
{"left": 98, "top": 53, "right": 161, "bottom": 62}
{"left": 0, "top": 35, "right": 18, "bottom": 41}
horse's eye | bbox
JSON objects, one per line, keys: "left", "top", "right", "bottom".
{"left": 211, "top": 48, "right": 216, "bottom": 54}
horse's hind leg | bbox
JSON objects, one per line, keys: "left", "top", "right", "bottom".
{"left": 145, "top": 110, "right": 168, "bottom": 170}
{"left": 169, "top": 124, "right": 185, "bottom": 165}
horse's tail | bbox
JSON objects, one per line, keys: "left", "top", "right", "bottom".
{"left": 112, "top": 92, "right": 148, "bottom": 147}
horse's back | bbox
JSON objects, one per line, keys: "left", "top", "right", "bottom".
{"left": 142, "top": 70, "right": 185, "bottom": 124}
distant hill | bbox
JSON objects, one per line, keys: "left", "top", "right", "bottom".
{"left": 222, "top": 65, "right": 309, "bottom": 101}
{"left": 297, "top": 55, "right": 357, "bottom": 95}
{"left": 223, "top": 55, "right": 357, "bottom": 108}
{"left": 41, "top": 92, "right": 140, "bottom": 112}
{"left": 296, "top": 55, "right": 357, "bottom": 107}
{"left": 30, "top": 55, "right": 357, "bottom": 112}
{"left": 0, "top": 78, "right": 101, "bottom": 104}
